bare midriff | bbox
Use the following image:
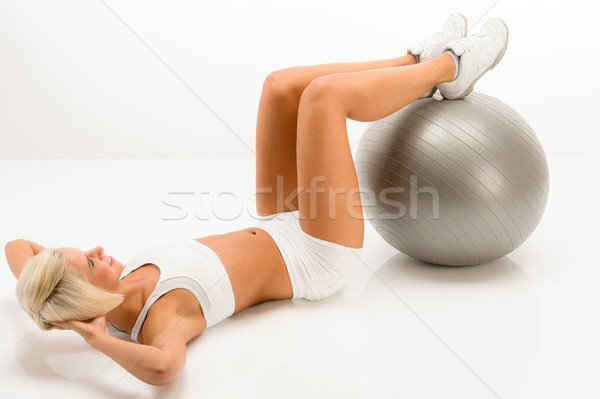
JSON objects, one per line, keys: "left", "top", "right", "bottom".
{"left": 194, "top": 226, "right": 293, "bottom": 314}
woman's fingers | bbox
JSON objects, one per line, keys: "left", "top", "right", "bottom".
{"left": 49, "top": 320, "right": 70, "bottom": 330}
{"left": 49, "top": 317, "right": 106, "bottom": 339}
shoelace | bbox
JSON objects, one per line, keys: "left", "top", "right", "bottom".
{"left": 458, "top": 32, "right": 487, "bottom": 52}
{"left": 421, "top": 30, "right": 450, "bottom": 54}
{"left": 427, "top": 30, "right": 449, "bottom": 46}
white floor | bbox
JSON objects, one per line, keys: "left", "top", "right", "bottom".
{"left": 0, "top": 154, "right": 598, "bottom": 399}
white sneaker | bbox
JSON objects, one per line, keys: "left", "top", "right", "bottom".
{"left": 407, "top": 12, "right": 468, "bottom": 98}
{"left": 437, "top": 17, "right": 509, "bottom": 100}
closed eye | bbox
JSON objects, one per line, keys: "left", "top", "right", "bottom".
{"left": 86, "top": 256, "right": 95, "bottom": 268}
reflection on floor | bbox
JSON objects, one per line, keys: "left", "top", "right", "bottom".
{"left": 0, "top": 154, "right": 597, "bottom": 398}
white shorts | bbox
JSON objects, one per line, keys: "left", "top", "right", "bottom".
{"left": 255, "top": 210, "right": 363, "bottom": 301}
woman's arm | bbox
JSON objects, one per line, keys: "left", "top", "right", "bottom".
{"left": 52, "top": 312, "right": 191, "bottom": 386}
{"left": 88, "top": 329, "right": 176, "bottom": 386}
{"left": 4, "top": 239, "right": 46, "bottom": 279}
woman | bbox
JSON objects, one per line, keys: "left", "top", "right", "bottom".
{"left": 5, "top": 13, "right": 509, "bottom": 386}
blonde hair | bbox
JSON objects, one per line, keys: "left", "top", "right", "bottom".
{"left": 15, "top": 248, "right": 125, "bottom": 331}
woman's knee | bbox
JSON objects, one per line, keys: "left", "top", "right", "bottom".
{"left": 299, "top": 75, "right": 348, "bottom": 111}
{"left": 262, "top": 68, "right": 304, "bottom": 99}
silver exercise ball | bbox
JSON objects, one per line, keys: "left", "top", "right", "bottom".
{"left": 355, "top": 92, "right": 549, "bottom": 266}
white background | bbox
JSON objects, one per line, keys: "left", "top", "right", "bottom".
{"left": 1, "top": 0, "right": 599, "bottom": 398}
{"left": 1, "top": 0, "right": 598, "bottom": 158}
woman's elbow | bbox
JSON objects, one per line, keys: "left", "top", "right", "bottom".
{"left": 149, "top": 368, "right": 177, "bottom": 386}
{"left": 150, "top": 358, "right": 183, "bottom": 386}
{"left": 146, "top": 336, "right": 187, "bottom": 385}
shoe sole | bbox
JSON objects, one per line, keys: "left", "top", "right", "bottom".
{"left": 453, "top": 18, "right": 510, "bottom": 100}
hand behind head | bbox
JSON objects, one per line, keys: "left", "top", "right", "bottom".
{"left": 49, "top": 314, "right": 107, "bottom": 341}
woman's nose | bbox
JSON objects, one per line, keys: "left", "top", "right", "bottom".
{"left": 88, "top": 246, "right": 104, "bottom": 256}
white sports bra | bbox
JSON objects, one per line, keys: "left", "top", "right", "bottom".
{"left": 110, "top": 239, "right": 236, "bottom": 343}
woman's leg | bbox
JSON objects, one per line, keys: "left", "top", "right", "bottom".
{"left": 296, "top": 53, "right": 455, "bottom": 248}
{"left": 256, "top": 55, "right": 418, "bottom": 216}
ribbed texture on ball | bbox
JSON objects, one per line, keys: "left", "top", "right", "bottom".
{"left": 355, "top": 92, "right": 549, "bottom": 266}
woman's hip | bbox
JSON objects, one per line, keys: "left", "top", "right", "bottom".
{"left": 254, "top": 210, "right": 363, "bottom": 300}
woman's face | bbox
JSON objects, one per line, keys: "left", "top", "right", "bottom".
{"left": 58, "top": 246, "right": 124, "bottom": 292}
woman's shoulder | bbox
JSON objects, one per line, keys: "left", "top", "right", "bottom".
{"left": 138, "top": 288, "right": 207, "bottom": 344}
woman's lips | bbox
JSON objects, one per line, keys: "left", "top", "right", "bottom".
{"left": 109, "top": 256, "right": 113, "bottom": 266}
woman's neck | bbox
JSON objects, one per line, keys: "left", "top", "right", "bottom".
{"left": 105, "top": 277, "right": 147, "bottom": 333}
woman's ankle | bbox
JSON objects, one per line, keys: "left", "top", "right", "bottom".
{"left": 438, "top": 52, "right": 458, "bottom": 83}
{"left": 406, "top": 53, "right": 419, "bottom": 65}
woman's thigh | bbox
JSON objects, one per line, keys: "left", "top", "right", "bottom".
{"left": 255, "top": 70, "right": 302, "bottom": 216}
{"left": 295, "top": 75, "right": 364, "bottom": 249}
